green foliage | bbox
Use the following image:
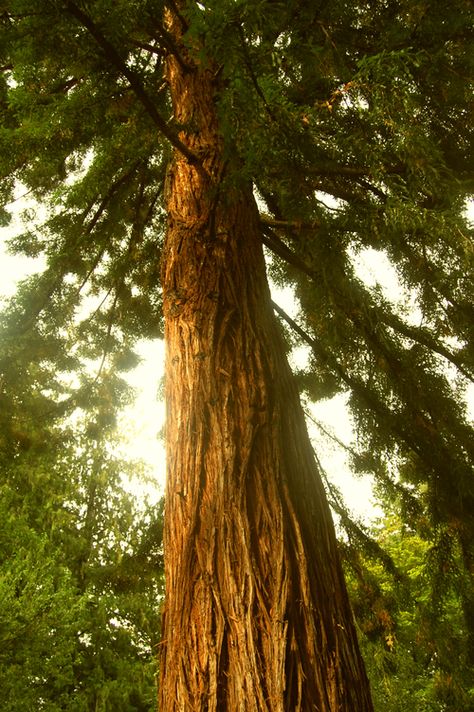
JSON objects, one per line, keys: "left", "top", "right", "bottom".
{"left": 0, "top": 490, "right": 83, "bottom": 710}
{"left": 0, "top": 293, "right": 163, "bottom": 708}
{"left": 0, "top": 421, "right": 163, "bottom": 708}
{"left": 344, "top": 511, "right": 474, "bottom": 711}
{"left": 0, "top": 0, "right": 472, "bottom": 706}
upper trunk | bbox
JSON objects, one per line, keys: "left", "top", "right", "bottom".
{"left": 159, "top": 7, "right": 374, "bottom": 711}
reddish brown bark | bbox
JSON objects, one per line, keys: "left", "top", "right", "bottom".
{"left": 159, "top": 7, "right": 374, "bottom": 711}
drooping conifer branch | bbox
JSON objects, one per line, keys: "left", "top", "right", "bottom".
{"left": 263, "top": 226, "right": 471, "bottom": 379}
{"left": 304, "top": 408, "right": 422, "bottom": 539}
{"left": 261, "top": 229, "right": 313, "bottom": 278}
{"left": 315, "top": 460, "right": 403, "bottom": 581}
{"left": 235, "top": 22, "right": 276, "bottom": 122}
{"left": 271, "top": 300, "right": 446, "bottom": 465}
{"left": 273, "top": 297, "right": 473, "bottom": 542}
{"left": 64, "top": 1, "right": 201, "bottom": 167}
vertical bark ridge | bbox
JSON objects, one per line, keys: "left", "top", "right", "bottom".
{"left": 159, "top": 6, "right": 374, "bottom": 711}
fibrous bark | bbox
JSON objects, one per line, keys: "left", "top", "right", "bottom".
{"left": 159, "top": 6, "right": 374, "bottom": 710}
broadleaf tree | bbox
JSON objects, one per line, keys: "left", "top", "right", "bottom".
{"left": 0, "top": 0, "right": 472, "bottom": 710}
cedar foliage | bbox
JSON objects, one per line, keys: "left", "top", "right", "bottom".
{"left": 344, "top": 509, "right": 474, "bottom": 711}
{"left": 0, "top": 301, "right": 163, "bottom": 709}
{"left": 0, "top": 0, "right": 473, "bottom": 708}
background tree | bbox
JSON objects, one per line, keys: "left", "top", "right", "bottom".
{"left": 0, "top": 299, "right": 163, "bottom": 710}
{"left": 0, "top": 0, "right": 472, "bottom": 709}
{"left": 343, "top": 508, "right": 474, "bottom": 711}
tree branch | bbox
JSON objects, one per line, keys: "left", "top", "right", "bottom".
{"left": 132, "top": 40, "right": 166, "bottom": 58}
{"left": 260, "top": 215, "right": 320, "bottom": 231}
{"left": 270, "top": 300, "right": 446, "bottom": 466}
{"left": 235, "top": 22, "right": 276, "bottom": 121}
{"left": 153, "top": 22, "right": 193, "bottom": 72}
{"left": 263, "top": 229, "right": 471, "bottom": 380}
{"left": 310, "top": 445, "right": 403, "bottom": 578}
{"left": 306, "top": 163, "right": 404, "bottom": 179}
{"left": 380, "top": 310, "right": 473, "bottom": 382}
{"left": 261, "top": 228, "right": 313, "bottom": 277}
{"left": 65, "top": 1, "right": 201, "bottom": 167}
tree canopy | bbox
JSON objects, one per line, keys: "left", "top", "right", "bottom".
{"left": 0, "top": 0, "right": 473, "bottom": 709}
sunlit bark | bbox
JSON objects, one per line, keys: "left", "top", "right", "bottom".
{"left": 159, "top": 7, "right": 373, "bottom": 710}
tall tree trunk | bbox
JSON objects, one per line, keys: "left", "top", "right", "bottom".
{"left": 159, "top": 7, "right": 373, "bottom": 711}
